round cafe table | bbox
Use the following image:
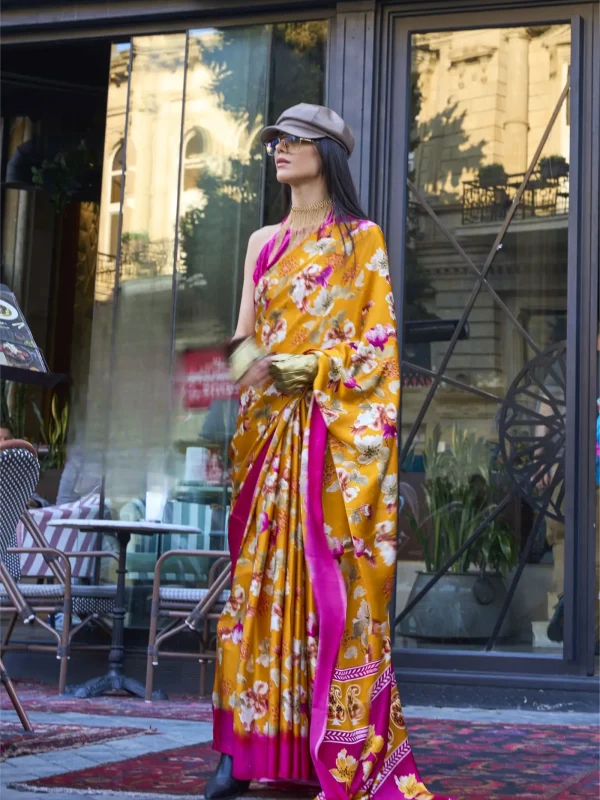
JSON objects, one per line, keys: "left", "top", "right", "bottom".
{"left": 46, "top": 519, "right": 202, "bottom": 699}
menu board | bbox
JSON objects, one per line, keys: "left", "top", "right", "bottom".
{"left": 0, "top": 283, "right": 48, "bottom": 373}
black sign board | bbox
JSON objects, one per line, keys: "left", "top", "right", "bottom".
{"left": 0, "top": 284, "right": 67, "bottom": 387}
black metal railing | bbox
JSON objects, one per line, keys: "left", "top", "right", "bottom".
{"left": 462, "top": 170, "right": 569, "bottom": 225}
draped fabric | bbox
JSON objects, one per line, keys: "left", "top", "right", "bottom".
{"left": 213, "top": 219, "right": 454, "bottom": 800}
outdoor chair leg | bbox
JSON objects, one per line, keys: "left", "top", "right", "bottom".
{"left": 0, "top": 657, "right": 33, "bottom": 731}
{"left": 1, "top": 612, "right": 18, "bottom": 654}
{"left": 58, "top": 647, "right": 69, "bottom": 695}
{"left": 199, "top": 617, "right": 210, "bottom": 697}
{"left": 199, "top": 650, "right": 207, "bottom": 698}
{"left": 56, "top": 597, "right": 72, "bottom": 695}
{"left": 145, "top": 651, "right": 155, "bottom": 702}
{"left": 145, "top": 606, "right": 160, "bottom": 702}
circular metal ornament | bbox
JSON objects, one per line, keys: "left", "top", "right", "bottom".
{"left": 499, "top": 341, "right": 566, "bottom": 523}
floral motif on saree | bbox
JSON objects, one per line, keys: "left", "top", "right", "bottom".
{"left": 213, "top": 220, "right": 454, "bottom": 799}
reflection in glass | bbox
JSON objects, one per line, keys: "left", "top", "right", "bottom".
{"left": 397, "top": 25, "right": 571, "bottom": 654}
{"left": 104, "top": 35, "right": 187, "bottom": 520}
{"left": 398, "top": 412, "right": 521, "bottom": 645}
{"left": 81, "top": 43, "right": 131, "bottom": 495}
{"left": 170, "top": 25, "right": 271, "bottom": 579}
{"left": 85, "top": 24, "right": 328, "bottom": 623}
{"left": 169, "top": 22, "right": 328, "bottom": 577}
{"left": 110, "top": 145, "right": 124, "bottom": 203}
{"left": 264, "top": 22, "right": 327, "bottom": 222}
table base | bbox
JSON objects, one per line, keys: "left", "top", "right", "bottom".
{"left": 64, "top": 673, "right": 168, "bottom": 700}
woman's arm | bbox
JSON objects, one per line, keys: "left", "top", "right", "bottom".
{"left": 231, "top": 225, "right": 279, "bottom": 385}
{"left": 233, "top": 225, "right": 279, "bottom": 339}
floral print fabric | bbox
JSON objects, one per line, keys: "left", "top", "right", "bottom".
{"left": 213, "top": 220, "right": 454, "bottom": 799}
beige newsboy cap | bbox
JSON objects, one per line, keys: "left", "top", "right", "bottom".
{"left": 260, "top": 103, "right": 355, "bottom": 156}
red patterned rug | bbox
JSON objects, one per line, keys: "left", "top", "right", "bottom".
{"left": 11, "top": 721, "right": 600, "bottom": 799}
{"left": 0, "top": 721, "right": 154, "bottom": 762}
{"left": 0, "top": 681, "right": 213, "bottom": 721}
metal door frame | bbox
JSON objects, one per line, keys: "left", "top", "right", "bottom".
{"left": 376, "top": 1, "right": 599, "bottom": 681}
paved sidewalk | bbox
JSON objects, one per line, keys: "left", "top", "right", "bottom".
{"left": 2, "top": 706, "right": 598, "bottom": 800}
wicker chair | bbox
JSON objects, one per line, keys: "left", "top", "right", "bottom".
{"left": 0, "top": 440, "right": 40, "bottom": 729}
{"left": 145, "top": 549, "right": 231, "bottom": 700}
{"left": 0, "top": 445, "right": 119, "bottom": 695}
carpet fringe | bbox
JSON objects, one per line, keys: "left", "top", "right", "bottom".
{"left": 0, "top": 726, "right": 156, "bottom": 763}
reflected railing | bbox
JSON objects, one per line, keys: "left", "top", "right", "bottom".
{"left": 462, "top": 171, "right": 569, "bottom": 225}
{"left": 95, "top": 253, "right": 117, "bottom": 301}
{"left": 95, "top": 241, "right": 179, "bottom": 301}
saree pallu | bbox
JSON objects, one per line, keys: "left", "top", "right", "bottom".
{"left": 213, "top": 220, "right": 454, "bottom": 800}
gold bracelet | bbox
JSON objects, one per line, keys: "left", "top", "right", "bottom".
{"left": 269, "top": 353, "right": 319, "bottom": 393}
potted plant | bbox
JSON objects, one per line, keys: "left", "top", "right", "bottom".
{"left": 399, "top": 424, "right": 519, "bottom": 642}
{"left": 32, "top": 394, "right": 70, "bottom": 503}
{"left": 539, "top": 155, "right": 569, "bottom": 182}
{"left": 1, "top": 382, "right": 68, "bottom": 502}
{"left": 34, "top": 394, "right": 69, "bottom": 470}
{"left": 477, "top": 163, "right": 508, "bottom": 189}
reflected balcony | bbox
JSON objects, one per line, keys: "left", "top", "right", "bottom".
{"left": 462, "top": 170, "right": 569, "bottom": 226}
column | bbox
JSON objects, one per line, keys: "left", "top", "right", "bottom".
{"left": 503, "top": 30, "right": 530, "bottom": 173}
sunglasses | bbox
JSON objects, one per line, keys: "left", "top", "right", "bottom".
{"left": 264, "top": 134, "right": 315, "bottom": 157}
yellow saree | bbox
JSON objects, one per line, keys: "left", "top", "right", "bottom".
{"left": 213, "top": 219, "right": 454, "bottom": 800}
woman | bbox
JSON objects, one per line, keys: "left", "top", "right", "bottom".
{"left": 207, "top": 104, "right": 454, "bottom": 800}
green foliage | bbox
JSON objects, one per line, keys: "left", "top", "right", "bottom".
{"left": 477, "top": 163, "right": 508, "bottom": 188}
{"left": 46, "top": 394, "right": 69, "bottom": 469}
{"left": 31, "top": 393, "right": 70, "bottom": 470}
{"left": 264, "top": 23, "right": 328, "bottom": 223}
{"left": 0, "top": 380, "right": 27, "bottom": 438}
{"left": 179, "top": 159, "right": 261, "bottom": 333}
{"left": 539, "top": 155, "right": 569, "bottom": 181}
{"left": 408, "top": 424, "right": 518, "bottom": 576}
{"left": 31, "top": 139, "right": 98, "bottom": 213}
{"left": 1, "top": 380, "right": 69, "bottom": 470}
{"left": 404, "top": 69, "right": 436, "bottom": 324}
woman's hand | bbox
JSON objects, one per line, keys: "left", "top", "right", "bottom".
{"left": 239, "top": 356, "right": 273, "bottom": 389}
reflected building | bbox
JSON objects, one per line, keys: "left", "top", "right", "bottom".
{"left": 405, "top": 25, "right": 571, "bottom": 442}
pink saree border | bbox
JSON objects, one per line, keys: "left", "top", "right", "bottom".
{"left": 252, "top": 212, "right": 335, "bottom": 286}
{"left": 253, "top": 226, "right": 291, "bottom": 285}
{"left": 213, "top": 708, "right": 315, "bottom": 782}
{"left": 304, "top": 398, "right": 348, "bottom": 800}
{"left": 227, "top": 436, "right": 271, "bottom": 573}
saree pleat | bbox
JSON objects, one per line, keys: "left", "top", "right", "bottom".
{"left": 213, "top": 220, "right": 455, "bottom": 800}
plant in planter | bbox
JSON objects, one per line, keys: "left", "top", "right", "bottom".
{"left": 477, "top": 163, "right": 508, "bottom": 189}
{"left": 414, "top": 424, "right": 516, "bottom": 575}
{"left": 33, "top": 394, "right": 70, "bottom": 470}
{"left": 399, "top": 424, "right": 519, "bottom": 642}
{"left": 539, "top": 155, "right": 569, "bottom": 182}
{"left": 1, "top": 379, "right": 48, "bottom": 446}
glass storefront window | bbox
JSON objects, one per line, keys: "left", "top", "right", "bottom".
{"left": 82, "top": 22, "right": 327, "bottom": 624}
{"left": 395, "top": 24, "right": 572, "bottom": 655}
{"left": 596, "top": 305, "right": 600, "bottom": 671}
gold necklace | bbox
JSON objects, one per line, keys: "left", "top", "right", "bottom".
{"left": 290, "top": 198, "right": 332, "bottom": 213}
{"left": 274, "top": 197, "right": 333, "bottom": 256}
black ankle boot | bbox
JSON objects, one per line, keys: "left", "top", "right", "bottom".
{"left": 204, "top": 754, "right": 250, "bottom": 799}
